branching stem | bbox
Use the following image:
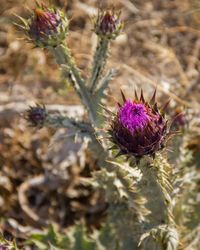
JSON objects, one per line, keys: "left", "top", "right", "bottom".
{"left": 139, "top": 154, "right": 174, "bottom": 228}
{"left": 49, "top": 44, "right": 98, "bottom": 125}
{"left": 89, "top": 38, "right": 109, "bottom": 93}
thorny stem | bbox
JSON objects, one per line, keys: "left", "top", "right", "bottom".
{"left": 49, "top": 113, "right": 109, "bottom": 166}
{"left": 46, "top": 40, "right": 113, "bottom": 168}
{"left": 139, "top": 154, "right": 174, "bottom": 228}
{"left": 46, "top": 115, "right": 92, "bottom": 132}
{"left": 48, "top": 43, "right": 111, "bottom": 165}
{"left": 154, "top": 153, "right": 174, "bottom": 225}
{"left": 89, "top": 38, "right": 109, "bottom": 93}
{"left": 49, "top": 44, "right": 98, "bottom": 125}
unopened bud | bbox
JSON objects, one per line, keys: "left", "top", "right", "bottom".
{"left": 26, "top": 104, "right": 48, "bottom": 127}
{"left": 17, "top": 3, "right": 69, "bottom": 47}
{"left": 94, "top": 9, "right": 123, "bottom": 40}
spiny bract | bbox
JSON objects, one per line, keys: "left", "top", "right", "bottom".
{"left": 94, "top": 9, "right": 123, "bottom": 40}
{"left": 26, "top": 104, "right": 48, "bottom": 127}
{"left": 17, "top": 3, "right": 69, "bottom": 47}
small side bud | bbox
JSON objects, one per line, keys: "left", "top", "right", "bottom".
{"left": 94, "top": 9, "right": 123, "bottom": 40}
{"left": 16, "top": 3, "right": 69, "bottom": 47}
{"left": 172, "top": 108, "right": 187, "bottom": 130}
{"left": 26, "top": 104, "right": 48, "bottom": 127}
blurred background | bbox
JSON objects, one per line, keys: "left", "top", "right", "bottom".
{"left": 0, "top": 0, "right": 200, "bottom": 247}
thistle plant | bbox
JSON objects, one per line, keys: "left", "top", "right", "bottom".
{"left": 15, "top": 2, "right": 200, "bottom": 250}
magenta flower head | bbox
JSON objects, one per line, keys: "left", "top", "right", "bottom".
{"left": 17, "top": 3, "right": 69, "bottom": 47}
{"left": 26, "top": 104, "right": 48, "bottom": 127}
{"left": 107, "top": 90, "right": 171, "bottom": 159}
{"left": 94, "top": 9, "right": 123, "bottom": 39}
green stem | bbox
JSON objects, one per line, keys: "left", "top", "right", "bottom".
{"left": 139, "top": 155, "right": 174, "bottom": 228}
{"left": 89, "top": 38, "right": 109, "bottom": 93}
{"left": 46, "top": 115, "right": 91, "bottom": 132}
{"left": 49, "top": 44, "right": 97, "bottom": 125}
{"left": 154, "top": 153, "right": 174, "bottom": 225}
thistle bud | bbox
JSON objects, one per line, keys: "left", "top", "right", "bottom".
{"left": 26, "top": 104, "right": 48, "bottom": 127}
{"left": 172, "top": 108, "right": 187, "bottom": 130}
{"left": 94, "top": 9, "right": 123, "bottom": 39}
{"left": 107, "top": 90, "right": 171, "bottom": 159}
{"left": 18, "top": 3, "right": 69, "bottom": 47}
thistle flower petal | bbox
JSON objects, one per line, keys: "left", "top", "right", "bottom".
{"left": 108, "top": 90, "right": 171, "bottom": 158}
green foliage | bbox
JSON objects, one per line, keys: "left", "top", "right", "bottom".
{"left": 72, "top": 224, "right": 96, "bottom": 250}
{"left": 29, "top": 225, "right": 71, "bottom": 250}
{"left": 29, "top": 224, "right": 98, "bottom": 250}
{"left": 98, "top": 223, "right": 118, "bottom": 250}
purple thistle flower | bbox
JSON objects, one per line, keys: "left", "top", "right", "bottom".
{"left": 108, "top": 90, "right": 171, "bottom": 158}
{"left": 94, "top": 9, "right": 123, "bottom": 39}
{"left": 119, "top": 101, "right": 151, "bottom": 132}
{"left": 26, "top": 104, "right": 47, "bottom": 127}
